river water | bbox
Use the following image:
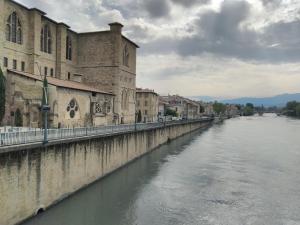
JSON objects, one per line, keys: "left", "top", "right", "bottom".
{"left": 23, "top": 114, "right": 300, "bottom": 225}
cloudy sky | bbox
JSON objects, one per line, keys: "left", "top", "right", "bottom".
{"left": 18, "top": 0, "right": 300, "bottom": 98}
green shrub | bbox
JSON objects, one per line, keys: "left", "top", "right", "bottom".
{"left": 15, "top": 108, "right": 23, "bottom": 127}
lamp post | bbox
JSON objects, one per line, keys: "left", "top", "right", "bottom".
{"left": 135, "top": 111, "right": 138, "bottom": 131}
{"left": 35, "top": 62, "right": 50, "bottom": 144}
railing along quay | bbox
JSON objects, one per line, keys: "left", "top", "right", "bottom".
{"left": 0, "top": 118, "right": 212, "bottom": 147}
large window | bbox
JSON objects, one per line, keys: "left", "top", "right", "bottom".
{"left": 66, "top": 35, "right": 72, "bottom": 60}
{"left": 40, "top": 25, "right": 52, "bottom": 54}
{"left": 6, "top": 12, "right": 22, "bottom": 44}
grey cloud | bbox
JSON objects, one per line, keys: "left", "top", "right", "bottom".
{"left": 171, "top": 0, "right": 210, "bottom": 7}
{"left": 261, "top": 0, "right": 282, "bottom": 8}
{"left": 102, "top": 0, "right": 141, "bottom": 18}
{"left": 125, "top": 24, "right": 152, "bottom": 41}
{"left": 140, "top": 0, "right": 300, "bottom": 63}
{"left": 143, "top": 0, "right": 170, "bottom": 18}
{"left": 263, "top": 20, "right": 300, "bottom": 47}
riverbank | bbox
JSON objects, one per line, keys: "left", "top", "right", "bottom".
{"left": 22, "top": 113, "right": 300, "bottom": 225}
{"left": 0, "top": 119, "right": 212, "bottom": 225}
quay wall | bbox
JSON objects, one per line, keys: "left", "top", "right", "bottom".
{"left": 0, "top": 120, "right": 211, "bottom": 225}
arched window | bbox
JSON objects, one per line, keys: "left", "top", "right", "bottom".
{"left": 123, "top": 45, "right": 129, "bottom": 67}
{"left": 40, "top": 25, "right": 52, "bottom": 54}
{"left": 66, "top": 35, "right": 72, "bottom": 60}
{"left": 6, "top": 12, "right": 22, "bottom": 44}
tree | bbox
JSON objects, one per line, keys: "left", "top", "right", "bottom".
{"left": 296, "top": 104, "right": 300, "bottom": 117}
{"left": 242, "top": 102, "right": 254, "bottom": 116}
{"left": 285, "top": 101, "right": 299, "bottom": 117}
{"left": 199, "top": 105, "right": 205, "bottom": 113}
{"left": 235, "top": 104, "right": 242, "bottom": 110}
{"left": 213, "top": 102, "right": 226, "bottom": 115}
{"left": 0, "top": 67, "right": 6, "bottom": 125}
{"left": 15, "top": 108, "right": 23, "bottom": 127}
{"left": 165, "top": 108, "right": 178, "bottom": 117}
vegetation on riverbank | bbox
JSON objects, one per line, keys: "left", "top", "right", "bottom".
{"left": 284, "top": 101, "right": 300, "bottom": 118}
{"left": 243, "top": 103, "right": 255, "bottom": 116}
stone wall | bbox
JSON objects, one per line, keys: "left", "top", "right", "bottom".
{"left": 8, "top": 72, "right": 114, "bottom": 128}
{"left": 0, "top": 120, "right": 211, "bottom": 225}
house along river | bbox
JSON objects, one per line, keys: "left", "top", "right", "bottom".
{"left": 23, "top": 114, "right": 300, "bottom": 225}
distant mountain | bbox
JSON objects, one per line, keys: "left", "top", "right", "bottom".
{"left": 189, "top": 93, "right": 300, "bottom": 107}
{"left": 189, "top": 96, "right": 220, "bottom": 102}
{"left": 220, "top": 93, "right": 300, "bottom": 107}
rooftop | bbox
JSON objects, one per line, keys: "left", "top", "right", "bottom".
{"left": 136, "top": 88, "right": 159, "bottom": 96}
{"left": 8, "top": 69, "right": 114, "bottom": 95}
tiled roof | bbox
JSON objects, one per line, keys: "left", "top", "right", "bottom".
{"left": 8, "top": 69, "right": 114, "bottom": 95}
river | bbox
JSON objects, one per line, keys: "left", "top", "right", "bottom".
{"left": 23, "top": 114, "right": 300, "bottom": 225}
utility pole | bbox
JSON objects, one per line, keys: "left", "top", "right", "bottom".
{"left": 36, "top": 62, "right": 50, "bottom": 144}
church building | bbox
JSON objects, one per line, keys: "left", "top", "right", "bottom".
{"left": 0, "top": 0, "right": 138, "bottom": 128}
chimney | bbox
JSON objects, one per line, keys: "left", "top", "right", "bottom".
{"left": 109, "top": 22, "right": 123, "bottom": 33}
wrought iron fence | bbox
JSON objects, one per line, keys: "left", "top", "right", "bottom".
{"left": 0, "top": 118, "right": 212, "bottom": 147}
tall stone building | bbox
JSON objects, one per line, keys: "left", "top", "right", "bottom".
{"left": 0, "top": 0, "right": 138, "bottom": 127}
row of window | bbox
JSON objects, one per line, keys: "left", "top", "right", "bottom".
{"left": 3, "top": 57, "right": 57, "bottom": 77}
{"left": 3, "top": 57, "right": 25, "bottom": 71}
{"left": 43, "top": 67, "right": 55, "bottom": 77}
{"left": 6, "top": 12, "right": 73, "bottom": 60}
{"left": 6, "top": 12, "right": 132, "bottom": 66}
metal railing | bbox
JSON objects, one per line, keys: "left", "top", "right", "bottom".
{"left": 0, "top": 118, "right": 212, "bottom": 147}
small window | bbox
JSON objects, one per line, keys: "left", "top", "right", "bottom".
{"left": 21, "top": 61, "right": 25, "bottom": 72}
{"left": 137, "top": 100, "right": 140, "bottom": 107}
{"left": 145, "top": 110, "right": 148, "bottom": 115}
{"left": 50, "top": 68, "right": 54, "bottom": 77}
{"left": 145, "top": 100, "right": 148, "bottom": 106}
{"left": 3, "top": 57, "right": 8, "bottom": 67}
{"left": 13, "top": 59, "right": 17, "bottom": 70}
{"left": 44, "top": 67, "right": 48, "bottom": 76}
{"left": 67, "top": 72, "right": 71, "bottom": 80}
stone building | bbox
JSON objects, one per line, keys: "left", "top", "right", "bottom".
{"left": 161, "top": 95, "right": 200, "bottom": 119}
{"left": 0, "top": 0, "right": 138, "bottom": 127}
{"left": 158, "top": 97, "right": 169, "bottom": 117}
{"left": 136, "top": 88, "right": 159, "bottom": 123}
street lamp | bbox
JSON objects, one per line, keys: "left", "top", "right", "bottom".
{"left": 35, "top": 62, "right": 50, "bottom": 144}
{"left": 135, "top": 111, "right": 138, "bottom": 131}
